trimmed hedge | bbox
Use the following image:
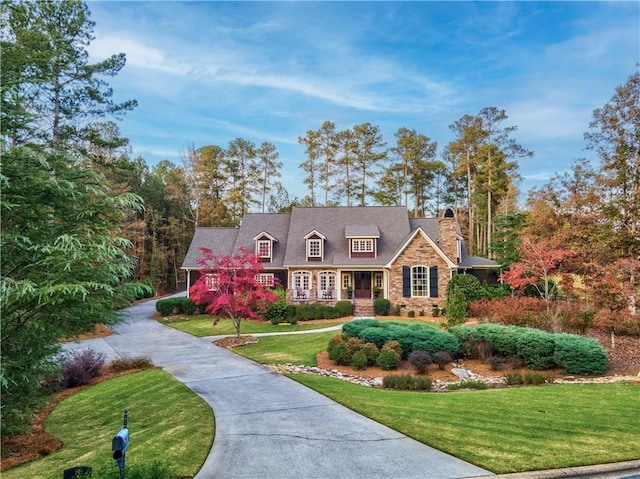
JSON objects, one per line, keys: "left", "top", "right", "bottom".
{"left": 374, "top": 298, "right": 391, "bottom": 316}
{"left": 449, "top": 324, "right": 608, "bottom": 375}
{"left": 342, "top": 320, "right": 458, "bottom": 358}
{"left": 554, "top": 334, "right": 608, "bottom": 375}
{"left": 292, "top": 301, "right": 353, "bottom": 321}
{"left": 155, "top": 297, "right": 198, "bottom": 316}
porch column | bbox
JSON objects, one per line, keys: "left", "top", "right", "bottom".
{"left": 336, "top": 269, "right": 342, "bottom": 300}
{"left": 383, "top": 269, "right": 389, "bottom": 300}
{"left": 186, "top": 270, "right": 191, "bottom": 298}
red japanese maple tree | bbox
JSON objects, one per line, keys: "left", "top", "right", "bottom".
{"left": 189, "top": 247, "right": 277, "bottom": 336}
{"left": 500, "top": 238, "right": 576, "bottom": 307}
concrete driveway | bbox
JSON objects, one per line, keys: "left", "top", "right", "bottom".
{"left": 62, "top": 297, "right": 492, "bottom": 479}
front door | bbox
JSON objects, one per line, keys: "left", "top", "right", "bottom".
{"left": 354, "top": 271, "right": 371, "bottom": 299}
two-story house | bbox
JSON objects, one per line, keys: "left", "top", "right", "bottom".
{"left": 181, "top": 206, "right": 498, "bottom": 311}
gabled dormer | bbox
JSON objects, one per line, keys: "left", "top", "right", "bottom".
{"left": 345, "top": 225, "right": 380, "bottom": 259}
{"left": 253, "top": 231, "right": 277, "bottom": 263}
{"left": 304, "top": 230, "right": 326, "bottom": 262}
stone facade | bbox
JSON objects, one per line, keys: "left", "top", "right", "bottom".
{"left": 438, "top": 212, "right": 459, "bottom": 264}
{"left": 388, "top": 232, "right": 452, "bottom": 311}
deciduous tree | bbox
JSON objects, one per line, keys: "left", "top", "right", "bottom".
{"left": 189, "top": 248, "right": 277, "bottom": 336}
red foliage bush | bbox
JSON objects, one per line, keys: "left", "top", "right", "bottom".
{"left": 469, "top": 296, "right": 547, "bottom": 327}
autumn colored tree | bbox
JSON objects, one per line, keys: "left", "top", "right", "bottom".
{"left": 586, "top": 258, "right": 640, "bottom": 348}
{"left": 189, "top": 248, "right": 277, "bottom": 336}
{"left": 500, "top": 239, "right": 576, "bottom": 308}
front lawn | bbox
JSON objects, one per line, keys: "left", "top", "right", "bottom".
{"left": 164, "top": 315, "right": 344, "bottom": 337}
{"left": 292, "top": 374, "right": 640, "bottom": 473}
{"left": 234, "top": 331, "right": 337, "bottom": 366}
{"left": 3, "top": 369, "right": 214, "bottom": 479}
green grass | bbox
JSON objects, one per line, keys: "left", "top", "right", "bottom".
{"left": 234, "top": 331, "right": 337, "bottom": 366}
{"left": 3, "top": 369, "right": 214, "bottom": 479}
{"left": 292, "top": 374, "right": 640, "bottom": 473}
{"left": 164, "top": 316, "right": 344, "bottom": 337}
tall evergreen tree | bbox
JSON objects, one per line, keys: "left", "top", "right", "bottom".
{"left": 351, "top": 122, "right": 387, "bottom": 206}
{"left": 0, "top": 0, "right": 136, "bottom": 149}
{"left": 256, "top": 141, "right": 282, "bottom": 213}
{"left": 298, "top": 128, "right": 320, "bottom": 206}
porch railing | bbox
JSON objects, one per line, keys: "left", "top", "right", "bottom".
{"left": 289, "top": 289, "right": 337, "bottom": 301}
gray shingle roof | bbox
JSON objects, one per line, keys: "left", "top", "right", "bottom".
{"left": 182, "top": 228, "right": 239, "bottom": 269}
{"left": 283, "top": 206, "right": 411, "bottom": 266}
{"left": 233, "top": 213, "right": 291, "bottom": 268}
{"left": 344, "top": 224, "right": 381, "bottom": 238}
{"left": 181, "top": 206, "right": 499, "bottom": 271}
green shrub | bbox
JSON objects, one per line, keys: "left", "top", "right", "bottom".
{"left": 523, "top": 372, "right": 554, "bottom": 385}
{"left": 341, "top": 318, "right": 380, "bottom": 337}
{"left": 554, "top": 334, "right": 608, "bottom": 375}
{"left": 173, "top": 297, "right": 197, "bottom": 315}
{"left": 335, "top": 301, "right": 353, "bottom": 317}
{"left": 505, "top": 373, "right": 525, "bottom": 385}
{"left": 374, "top": 298, "right": 391, "bottom": 316}
{"left": 329, "top": 343, "right": 351, "bottom": 366}
{"left": 297, "top": 301, "right": 352, "bottom": 321}
{"left": 432, "top": 306, "right": 440, "bottom": 317}
{"left": 516, "top": 329, "right": 556, "bottom": 369}
{"left": 350, "top": 350, "right": 369, "bottom": 370}
{"left": 407, "top": 310, "right": 416, "bottom": 318}
{"left": 382, "top": 340, "right": 403, "bottom": 357}
{"left": 345, "top": 337, "right": 365, "bottom": 356}
{"left": 327, "top": 334, "right": 346, "bottom": 356}
{"left": 383, "top": 374, "right": 432, "bottom": 391}
{"left": 260, "top": 287, "right": 288, "bottom": 324}
{"left": 156, "top": 298, "right": 177, "bottom": 316}
{"left": 376, "top": 349, "right": 401, "bottom": 370}
{"left": 360, "top": 342, "right": 380, "bottom": 366}
{"left": 345, "top": 320, "right": 458, "bottom": 358}
{"left": 391, "top": 304, "right": 401, "bottom": 316}
{"left": 408, "top": 350, "right": 432, "bottom": 375}
{"left": 446, "top": 380, "right": 488, "bottom": 390}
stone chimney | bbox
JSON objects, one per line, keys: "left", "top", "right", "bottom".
{"left": 438, "top": 208, "right": 459, "bottom": 263}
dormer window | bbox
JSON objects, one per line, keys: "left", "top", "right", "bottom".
{"left": 352, "top": 239, "right": 374, "bottom": 253}
{"left": 257, "top": 240, "right": 271, "bottom": 259}
{"left": 345, "top": 224, "right": 380, "bottom": 259}
{"left": 304, "top": 230, "right": 326, "bottom": 262}
{"left": 253, "top": 231, "right": 277, "bottom": 263}
{"left": 308, "top": 239, "right": 321, "bottom": 258}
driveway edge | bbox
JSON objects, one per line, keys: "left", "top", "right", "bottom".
{"left": 467, "top": 459, "right": 640, "bottom": 478}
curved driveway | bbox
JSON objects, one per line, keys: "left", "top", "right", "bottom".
{"left": 63, "top": 297, "right": 492, "bottom": 479}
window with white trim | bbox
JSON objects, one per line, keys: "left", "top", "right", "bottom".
{"left": 352, "top": 239, "right": 374, "bottom": 253}
{"left": 318, "top": 271, "right": 336, "bottom": 291}
{"left": 342, "top": 273, "right": 351, "bottom": 289}
{"left": 308, "top": 239, "right": 321, "bottom": 258}
{"left": 255, "top": 273, "right": 275, "bottom": 287}
{"left": 411, "top": 266, "right": 428, "bottom": 297}
{"left": 292, "top": 271, "right": 311, "bottom": 290}
{"left": 374, "top": 272, "right": 383, "bottom": 289}
{"left": 257, "top": 240, "right": 271, "bottom": 259}
{"left": 205, "top": 273, "right": 219, "bottom": 291}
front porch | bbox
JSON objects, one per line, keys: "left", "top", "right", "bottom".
{"left": 288, "top": 269, "right": 387, "bottom": 303}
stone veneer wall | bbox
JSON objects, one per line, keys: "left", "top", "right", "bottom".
{"left": 388, "top": 233, "right": 451, "bottom": 310}
{"left": 438, "top": 216, "right": 458, "bottom": 264}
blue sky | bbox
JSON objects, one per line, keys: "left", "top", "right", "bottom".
{"left": 87, "top": 1, "right": 639, "bottom": 202}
